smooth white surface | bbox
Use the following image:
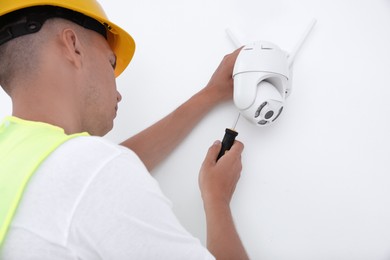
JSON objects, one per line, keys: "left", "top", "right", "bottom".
{"left": 1, "top": 0, "right": 390, "bottom": 259}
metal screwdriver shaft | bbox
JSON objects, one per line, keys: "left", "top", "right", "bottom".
{"left": 217, "top": 113, "right": 240, "bottom": 161}
{"left": 232, "top": 113, "right": 241, "bottom": 129}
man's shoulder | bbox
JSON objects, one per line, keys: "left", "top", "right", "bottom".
{"left": 63, "top": 135, "right": 130, "bottom": 154}
{"left": 57, "top": 135, "right": 139, "bottom": 163}
{"left": 39, "top": 135, "right": 148, "bottom": 177}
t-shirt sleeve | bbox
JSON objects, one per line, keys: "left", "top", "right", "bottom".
{"left": 67, "top": 150, "right": 215, "bottom": 260}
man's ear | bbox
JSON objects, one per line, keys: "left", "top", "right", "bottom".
{"left": 60, "top": 28, "right": 84, "bottom": 69}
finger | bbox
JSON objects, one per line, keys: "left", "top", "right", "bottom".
{"left": 230, "top": 46, "right": 244, "bottom": 60}
{"left": 204, "top": 140, "right": 222, "bottom": 166}
{"left": 228, "top": 140, "right": 244, "bottom": 155}
{"left": 233, "top": 45, "right": 244, "bottom": 54}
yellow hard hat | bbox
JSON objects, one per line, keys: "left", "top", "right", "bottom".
{"left": 0, "top": 0, "right": 135, "bottom": 77}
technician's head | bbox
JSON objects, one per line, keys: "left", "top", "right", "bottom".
{"left": 0, "top": 0, "right": 136, "bottom": 136}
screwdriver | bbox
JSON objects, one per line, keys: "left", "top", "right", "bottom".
{"left": 216, "top": 113, "right": 240, "bottom": 161}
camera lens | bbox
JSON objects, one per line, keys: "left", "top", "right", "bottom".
{"left": 258, "top": 120, "right": 267, "bottom": 125}
{"left": 265, "top": 111, "right": 274, "bottom": 119}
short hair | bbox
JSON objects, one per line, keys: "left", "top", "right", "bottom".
{"left": 0, "top": 6, "right": 107, "bottom": 94}
{"left": 0, "top": 29, "right": 41, "bottom": 94}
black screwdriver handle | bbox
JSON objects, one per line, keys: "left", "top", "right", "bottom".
{"left": 217, "top": 128, "right": 238, "bottom": 161}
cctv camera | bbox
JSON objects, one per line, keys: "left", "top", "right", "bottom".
{"left": 232, "top": 41, "right": 290, "bottom": 127}
{"left": 227, "top": 19, "right": 316, "bottom": 127}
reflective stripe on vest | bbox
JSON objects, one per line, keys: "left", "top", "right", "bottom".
{"left": 0, "top": 116, "right": 89, "bottom": 247}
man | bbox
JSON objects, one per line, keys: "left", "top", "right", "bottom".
{"left": 0, "top": 1, "right": 248, "bottom": 259}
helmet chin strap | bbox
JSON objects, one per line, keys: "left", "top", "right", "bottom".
{"left": 0, "top": 5, "right": 107, "bottom": 46}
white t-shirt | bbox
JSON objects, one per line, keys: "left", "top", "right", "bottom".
{"left": 0, "top": 136, "right": 214, "bottom": 260}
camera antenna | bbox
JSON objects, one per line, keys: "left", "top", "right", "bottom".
{"left": 288, "top": 18, "right": 317, "bottom": 68}
{"left": 226, "top": 28, "right": 242, "bottom": 48}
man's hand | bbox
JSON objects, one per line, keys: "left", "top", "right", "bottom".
{"left": 201, "top": 47, "right": 244, "bottom": 104}
{"left": 199, "top": 140, "right": 244, "bottom": 206}
{"left": 199, "top": 140, "right": 249, "bottom": 260}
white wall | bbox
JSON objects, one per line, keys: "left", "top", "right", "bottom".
{"left": 1, "top": 0, "right": 390, "bottom": 259}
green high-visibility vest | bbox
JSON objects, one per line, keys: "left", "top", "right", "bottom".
{"left": 0, "top": 116, "right": 89, "bottom": 247}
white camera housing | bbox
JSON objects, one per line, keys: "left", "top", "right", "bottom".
{"left": 233, "top": 41, "right": 291, "bottom": 126}
{"left": 228, "top": 19, "right": 316, "bottom": 127}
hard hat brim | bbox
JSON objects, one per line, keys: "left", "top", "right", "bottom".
{"left": 99, "top": 19, "right": 136, "bottom": 77}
